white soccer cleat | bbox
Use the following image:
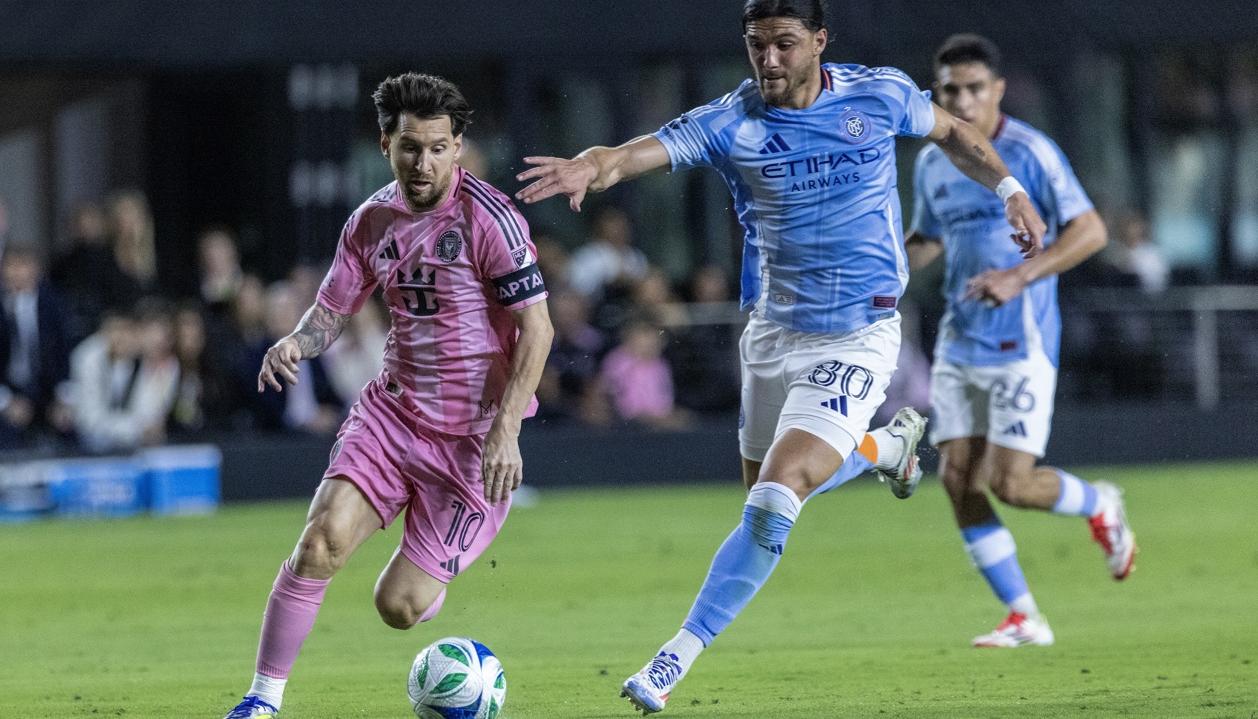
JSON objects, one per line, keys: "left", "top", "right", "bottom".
{"left": 224, "top": 696, "right": 279, "bottom": 718}
{"left": 874, "top": 407, "right": 927, "bottom": 499}
{"left": 1089, "top": 481, "right": 1137, "bottom": 580}
{"left": 971, "top": 612, "right": 1055, "bottom": 648}
{"left": 620, "top": 651, "right": 684, "bottom": 714}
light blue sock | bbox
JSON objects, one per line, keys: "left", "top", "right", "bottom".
{"left": 1051, "top": 469, "right": 1099, "bottom": 517}
{"left": 961, "top": 520, "right": 1036, "bottom": 613}
{"left": 682, "top": 482, "right": 801, "bottom": 646}
{"left": 808, "top": 451, "right": 873, "bottom": 499}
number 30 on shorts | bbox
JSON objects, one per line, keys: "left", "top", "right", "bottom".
{"left": 807, "top": 360, "right": 874, "bottom": 399}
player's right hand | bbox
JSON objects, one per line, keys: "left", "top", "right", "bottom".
{"left": 257, "top": 337, "right": 302, "bottom": 393}
{"left": 514, "top": 156, "right": 599, "bottom": 212}
{"left": 1004, "top": 192, "right": 1047, "bottom": 259}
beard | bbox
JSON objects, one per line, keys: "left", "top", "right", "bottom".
{"left": 402, "top": 173, "right": 451, "bottom": 211}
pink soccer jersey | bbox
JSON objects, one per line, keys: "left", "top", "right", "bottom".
{"left": 317, "top": 166, "right": 547, "bottom": 436}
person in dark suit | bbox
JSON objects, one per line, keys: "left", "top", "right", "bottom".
{"left": 1, "top": 245, "right": 73, "bottom": 447}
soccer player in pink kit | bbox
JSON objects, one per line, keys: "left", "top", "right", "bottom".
{"left": 224, "top": 73, "right": 553, "bottom": 719}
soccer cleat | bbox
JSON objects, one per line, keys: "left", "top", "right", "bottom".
{"left": 1089, "top": 481, "right": 1137, "bottom": 580}
{"left": 874, "top": 407, "right": 927, "bottom": 499}
{"left": 971, "top": 612, "right": 1055, "bottom": 648}
{"left": 224, "top": 696, "right": 279, "bottom": 718}
{"left": 620, "top": 651, "right": 684, "bottom": 714}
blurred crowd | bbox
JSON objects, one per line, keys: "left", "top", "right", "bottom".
{"left": 1, "top": 184, "right": 1182, "bottom": 454}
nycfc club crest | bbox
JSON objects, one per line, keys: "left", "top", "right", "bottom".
{"left": 840, "top": 109, "right": 871, "bottom": 144}
{"left": 436, "top": 230, "right": 462, "bottom": 262}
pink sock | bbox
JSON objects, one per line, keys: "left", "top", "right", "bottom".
{"left": 418, "top": 589, "right": 447, "bottom": 623}
{"left": 256, "top": 561, "right": 330, "bottom": 679}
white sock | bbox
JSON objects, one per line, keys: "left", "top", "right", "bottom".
{"left": 659, "top": 628, "right": 706, "bottom": 677}
{"left": 867, "top": 427, "right": 901, "bottom": 469}
{"left": 1009, "top": 593, "right": 1040, "bottom": 618}
{"left": 248, "top": 673, "right": 287, "bottom": 710}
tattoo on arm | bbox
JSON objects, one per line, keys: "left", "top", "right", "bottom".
{"left": 971, "top": 143, "right": 987, "bottom": 160}
{"left": 291, "top": 304, "right": 350, "bottom": 358}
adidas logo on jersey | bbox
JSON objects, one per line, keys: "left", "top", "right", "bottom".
{"left": 758, "top": 133, "right": 793, "bottom": 155}
{"left": 378, "top": 239, "right": 400, "bottom": 261}
{"left": 1002, "top": 421, "right": 1028, "bottom": 437}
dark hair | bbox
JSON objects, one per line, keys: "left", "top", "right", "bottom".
{"left": 742, "top": 0, "right": 827, "bottom": 32}
{"left": 372, "top": 72, "right": 472, "bottom": 136}
{"left": 934, "top": 34, "right": 1002, "bottom": 75}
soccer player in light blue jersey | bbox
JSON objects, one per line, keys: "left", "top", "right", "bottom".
{"left": 517, "top": 2, "right": 1047, "bottom": 712}
{"left": 906, "top": 34, "right": 1137, "bottom": 649}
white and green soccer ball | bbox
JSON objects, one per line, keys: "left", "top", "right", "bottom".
{"left": 408, "top": 636, "right": 507, "bottom": 719}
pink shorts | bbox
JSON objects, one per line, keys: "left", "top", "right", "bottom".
{"left": 324, "top": 377, "right": 510, "bottom": 584}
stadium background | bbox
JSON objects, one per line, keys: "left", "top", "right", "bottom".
{"left": 1, "top": 2, "right": 1257, "bottom": 717}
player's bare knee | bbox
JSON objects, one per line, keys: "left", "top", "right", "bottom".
{"left": 293, "top": 523, "right": 350, "bottom": 578}
{"left": 756, "top": 465, "right": 814, "bottom": 499}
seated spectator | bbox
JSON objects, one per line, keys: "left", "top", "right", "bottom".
{"left": 631, "top": 267, "right": 687, "bottom": 327}
{"left": 168, "top": 302, "right": 242, "bottom": 436}
{"left": 321, "top": 297, "right": 387, "bottom": 402}
{"left": 567, "top": 205, "right": 648, "bottom": 301}
{"left": 51, "top": 202, "right": 142, "bottom": 343}
{"left": 197, "top": 225, "right": 245, "bottom": 310}
{"left": 1106, "top": 210, "right": 1170, "bottom": 293}
{"left": 599, "top": 318, "right": 691, "bottom": 430}
{"left": 533, "top": 234, "right": 572, "bottom": 294}
{"left": 107, "top": 190, "right": 158, "bottom": 294}
{"left": 240, "top": 281, "right": 343, "bottom": 434}
{"left": 539, "top": 291, "right": 609, "bottom": 424}
{"left": 70, "top": 300, "right": 180, "bottom": 452}
{"left": 671, "top": 265, "right": 740, "bottom": 414}
{"left": 1, "top": 245, "right": 73, "bottom": 448}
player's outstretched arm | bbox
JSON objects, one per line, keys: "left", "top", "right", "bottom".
{"left": 256, "top": 301, "right": 350, "bottom": 393}
{"left": 965, "top": 209, "right": 1107, "bottom": 306}
{"left": 482, "top": 300, "right": 554, "bottom": 505}
{"left": 905, "top": 232, "right": 944, "bottom": 272}
{"left": 514, "top": 136, "right": 671, "bottom": 212}
{"left": 927, "top": 104, "right": 1048, "bottom": 259}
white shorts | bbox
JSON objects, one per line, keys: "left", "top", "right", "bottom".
{"left": 929, "top": 350, "right": 1057, "bottom": 457}
{"left": 738, "top": 312, "right": 900, "bottom": 462}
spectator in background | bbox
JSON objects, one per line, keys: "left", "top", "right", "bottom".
{"left": 540, "top": 290, "right": 609, "bottom": 424}
{"left": 631, "top": 267, "right": 687, "bottom": 327}
{"left": 51, "top": 202, "right": 142, "bottom": 343}
{"left": 107, "top": 190, "right": 158, "bottom": 293}
{"left": 197, "top": 225, "right": 245, "bottom": 311}
{"left": 599, "top": 318, "right": 690, "bottom": 430}
{"left": 242, "top": 281, "right": 343, "bottom": 434}
{"left": 320, "top": 298, "right": 387, "bottom": 402}
{"left": 671, "top": 265, "right": 741, "bottom": 414}
{"left": 71, "top": 300, "right": 180, "bottom": 452}
{"left": 1106, "top": 210, "right": 1170, "bottom": 293}
{"left": 533, "top": 233, "right": 571, "bottom": 294}
{"left": 168, "top": 302, "right": 241, "bottom": 437}
{"left": 567, "top": 205, "right": 648, "bottom": 301}
{"left": 1, "top": 245, "right": 73, "bottom": 446}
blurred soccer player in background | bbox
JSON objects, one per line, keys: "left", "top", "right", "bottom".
{"left": 224, "top": 73, "right": 552, "bottom": 718}
{"left": 906, "top": 34, "right": 1136, "bottom": 648}
{"left": 516, "top": 0, "right": 1047, "bottom": 712}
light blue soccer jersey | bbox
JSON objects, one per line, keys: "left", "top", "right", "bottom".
{"left": 654, "top": 63, "right": 936, "bottom": 334}
{"left": 911, "top": 115, "right": 1093, "bottom": 368}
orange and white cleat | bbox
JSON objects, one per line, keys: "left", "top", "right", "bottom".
{"left": 1089, "top": 481, "right": 1137, "bottom": 580}
{"left": 972, "top": 611, "right": 1055, "bottom": 648}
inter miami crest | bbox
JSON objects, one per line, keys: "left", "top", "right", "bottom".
{"left": 840, "top": 108, "right": 871, "bottom": 144}
{"left": 436, "top": 230, "right": 463, "bottom": 263}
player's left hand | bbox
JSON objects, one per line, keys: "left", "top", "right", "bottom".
{"left": 965, "top": 267, "right": 1028, "bottom": 308}
{"left": 482, "top": 420, "right": 524, "bottom": 505}
{"left": 1004, "top": 193, "right": 1047, "bottom": 259}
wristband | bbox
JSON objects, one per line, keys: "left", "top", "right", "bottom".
{"left": 995, "top": 176, "right": 1026, "bottom": 203}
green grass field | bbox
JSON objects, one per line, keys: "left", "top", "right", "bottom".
{"left": 2, "top": 462, "right": 1256, "bottom": 718}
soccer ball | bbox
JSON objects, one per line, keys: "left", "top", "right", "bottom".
{"left": 407, "top": 636, "right": 507, "bottom": 719}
